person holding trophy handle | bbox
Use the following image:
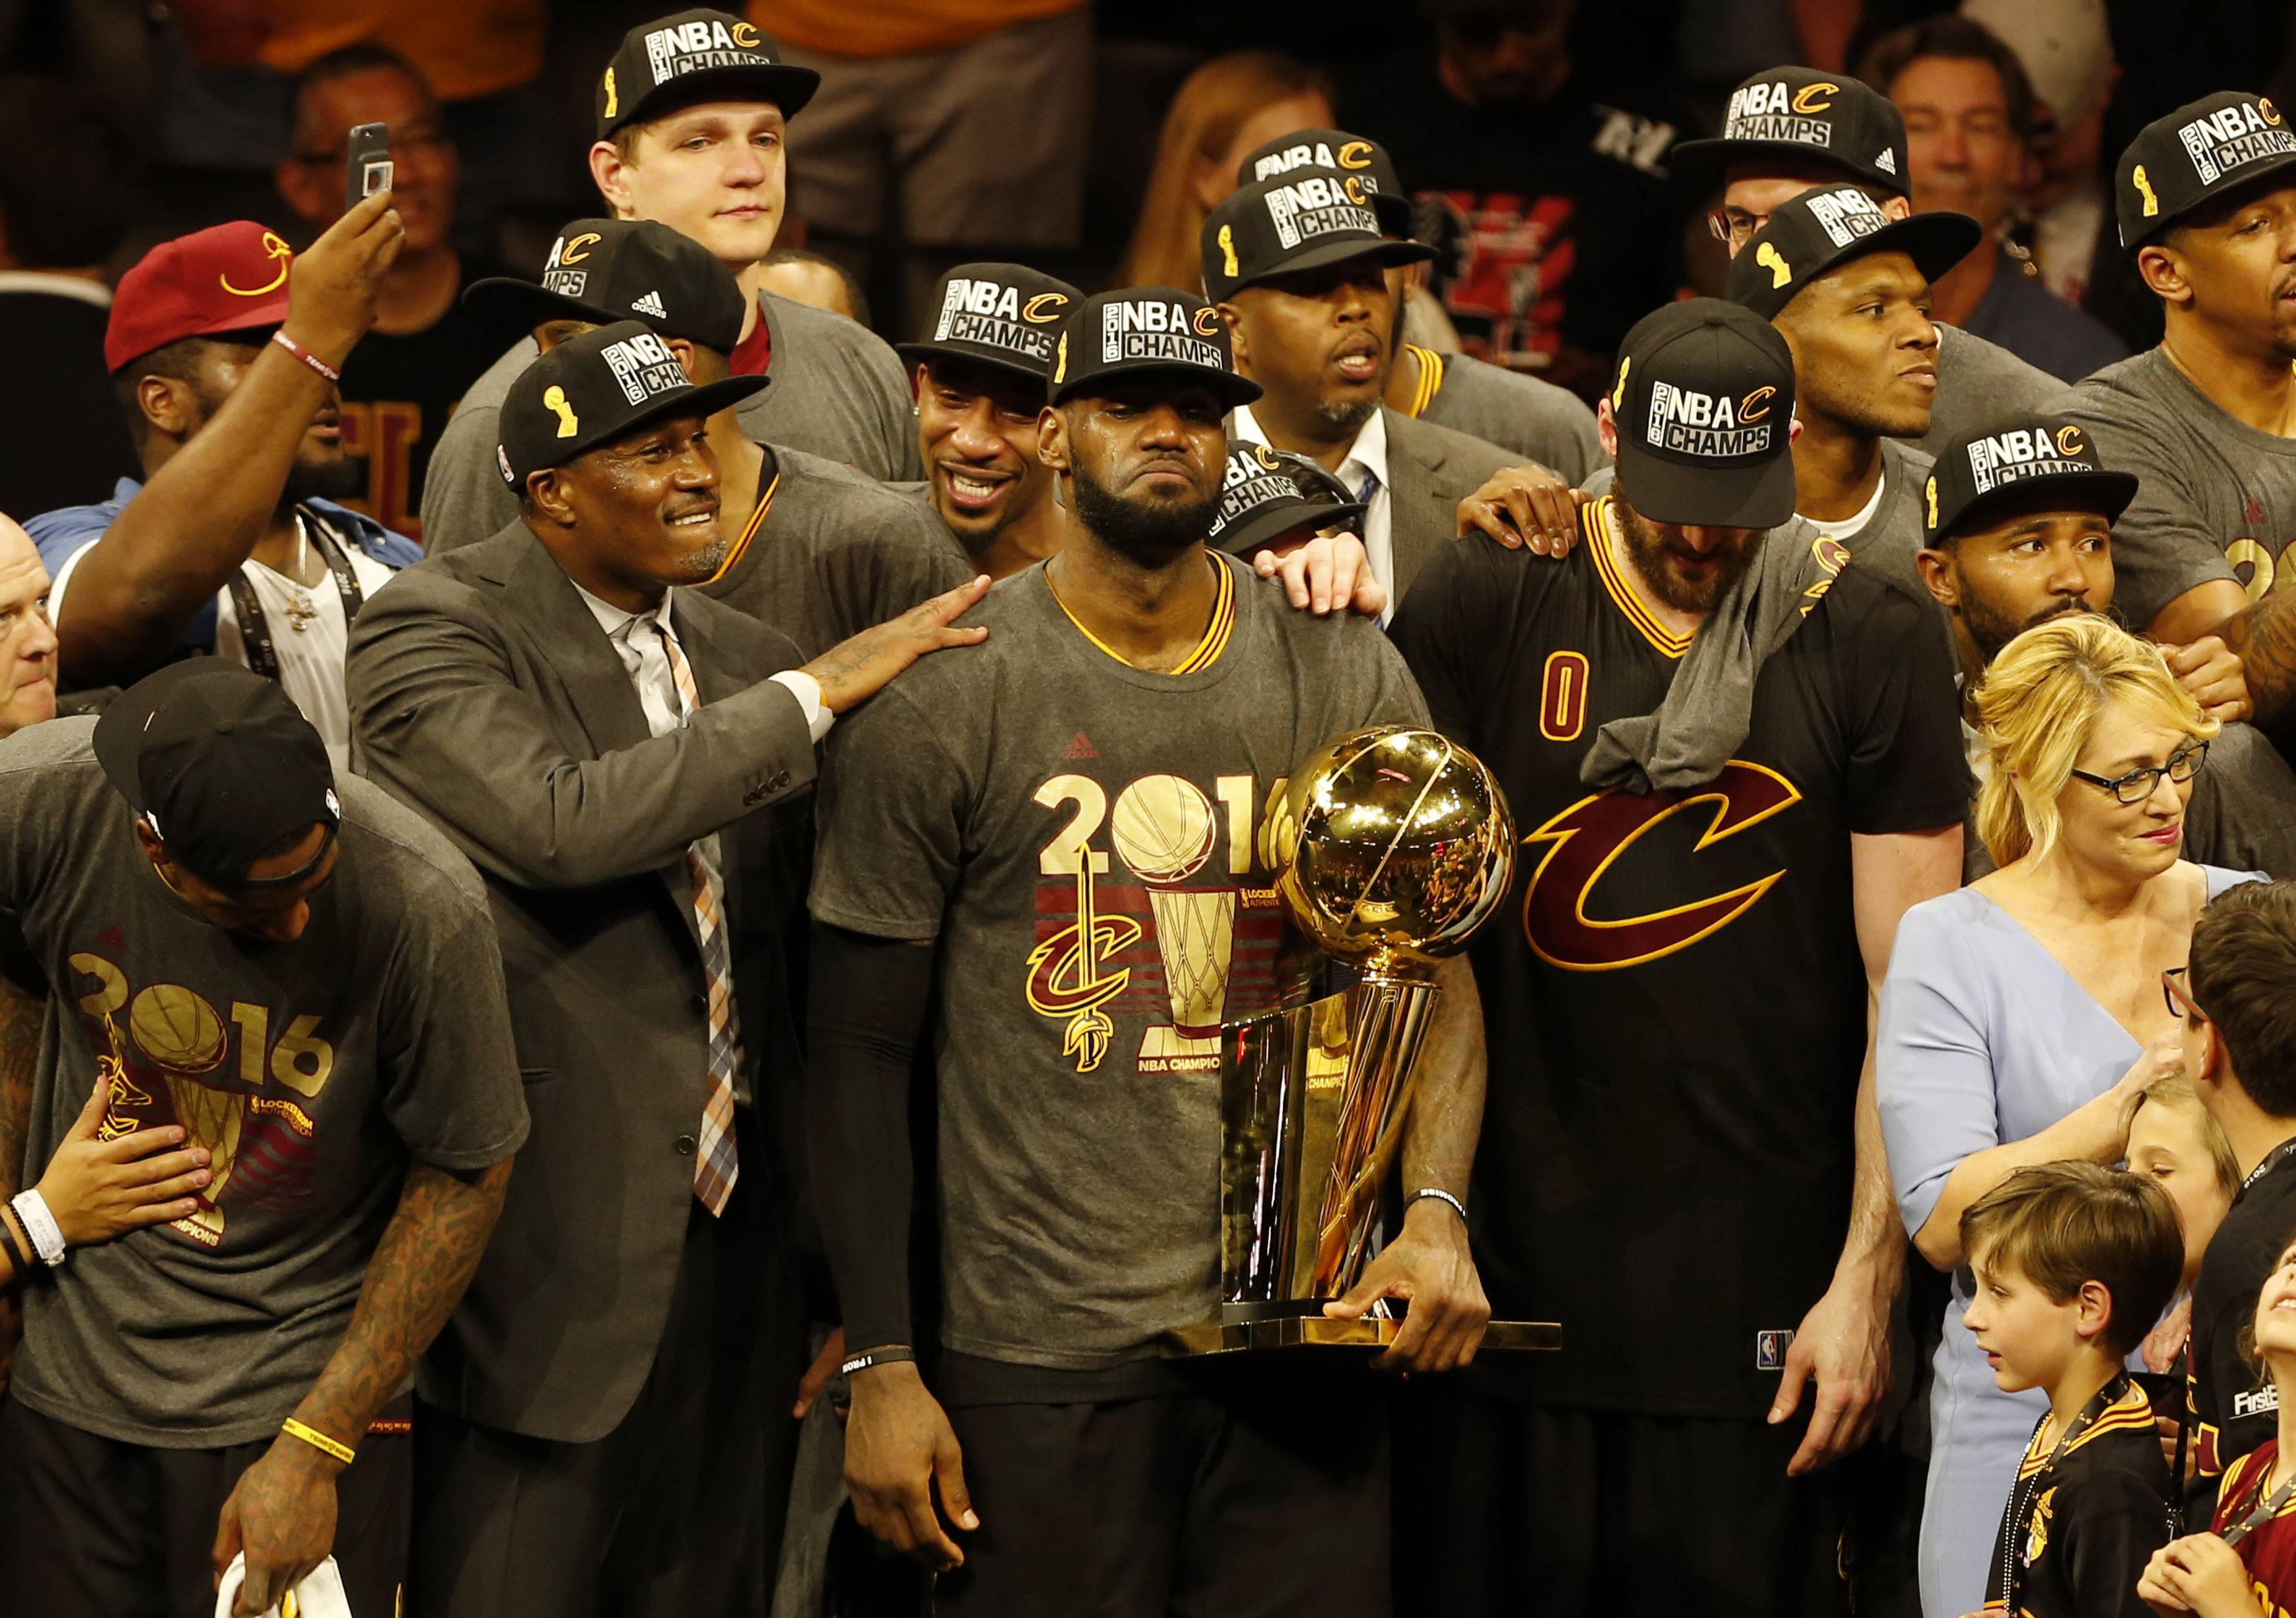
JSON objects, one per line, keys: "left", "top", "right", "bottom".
{"left": 806, "top": 284, "right": 1489, "bottom": 1612}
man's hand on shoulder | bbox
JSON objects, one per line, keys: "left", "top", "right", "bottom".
{"left": 1250, "top": 532, "right": 1387, "bottom": 618}
{"left": 804, "top": 575, "right": 991, "bottom": 714}
{"left": 1457, "top": 466, "right": 1589, "bottom": 557}
{"left": 2162, "top": 635, "right": 2251, "bottom": 725}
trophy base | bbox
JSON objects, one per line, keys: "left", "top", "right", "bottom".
{"left": 1162, "top": 1316, "right": 1561, "bottom": 1357}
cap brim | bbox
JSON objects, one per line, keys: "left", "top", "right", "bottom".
{"left": 1211, "top": 498, "right": 1368, "bottom": 557}
{"left": 1050, "top": 361, "right": 1263, "bottom": 411}
{"left": 1612, "top": 436, "right": 1799, "bottom": 531}
{"left": 607, "top": 63, "right": 821, "bottom": 135}
{"left": 894, "top": 341, "right": 1050, "bottom": 388}
{"left": 1940, "top": 468, "right": 2141, "bottom": 542}
{"left": 1225, "top": 236, "right": 1435, "bottom": 298}
{"left": 1672, "top": 135, "right": 1905, "bottom": 193}
{"left": 464, "top": 275, "right": 616, "bottom": 334}
{"left": 92, "top": 657, "right": 228, "bottom": 811}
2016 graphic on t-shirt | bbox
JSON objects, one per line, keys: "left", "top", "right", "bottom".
{"left": 68, "top": 946, "right": 334, "bottom": 1249}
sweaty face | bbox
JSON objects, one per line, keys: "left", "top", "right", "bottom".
{"left": 1056, "top": 382, "right": 1226, "bottom": 569}
{"left": 1613, "top": 490, "right": 1762, "bottom": 614}
{"left": 2165, "top": 184, "right": 2296, "bottom": 359}
{"left": 1775, "top": 251, "right": 1940, "bottom": 439}
{"left": 1228, "top": 260, "right": 1395, "bottom": 432}
{"left": 0, "top": 519, "right": 56, "bottom": 739}
{"left": 610, "top": 102, "right": 787, "bottom": 268}
{"left": 1946, "top": 508, "right": 2114, "bottom": 662}
{"left": 1961, "top": 1247, "right": 2082, "bottom": 1395}
{"left": 181, "top": 340, "right": 354, "bottom": 496}
{"left": 546, "top": 413, "right": 728, "bottom": 590}
{"left": 917, "top": 359, "right": 1050, "bottom": 550}
{"left": 1891, "top": 56, "right": 2020, "bottom": 236}
{"left": 286, "top": 66, "right": 457, "bottom": 253}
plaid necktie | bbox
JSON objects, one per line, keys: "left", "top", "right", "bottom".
{"left": 655, "top": 617, "right": 741, "bottom": 1215}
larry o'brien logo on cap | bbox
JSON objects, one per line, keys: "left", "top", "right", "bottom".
{"left": 1805, "top": 189, "right": 1888, "bottom": 249}
{"left": 1965, "top": 423, "right": 2087, "bottom": 495}
{"left": 1645, "top": 380, "right": 1776, "bottom": 458}
{"left": 600, "top": 329, "right": 687, "bottom": 405}
{"left": 2179, "top": 98, "right": 2294, "bottom": 186}
{"left": 933, "top": 278, "right": 1065, "bottom": 362}
{"left": 1722, "top": 78, "right": 1838, "bottom": 148}
{"left": 1261, "top": 174, "right": 1377, "bottom": 252}
{"left": 644, "top": 16, "right": 766, "bottom": 87}
{"left": 1099, "top": 298, "right": 1225, "bottom": 369}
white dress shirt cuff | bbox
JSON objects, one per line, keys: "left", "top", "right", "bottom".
{"left": 769, "top": 669, "right": 834, "bottom": 741}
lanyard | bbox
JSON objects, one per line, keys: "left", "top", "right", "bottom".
{"left": 1996, "top": 1375, "right": 2130, "bottom": 1613}
{"left": 227, "top": 512, "right": 365, "bottom": 683}
{"left": 2226, "top": 1452, "right": 2296, "bottom": 1548}
{"left": 2247, "top": 1136, "right": 2296, "bottom": 1194}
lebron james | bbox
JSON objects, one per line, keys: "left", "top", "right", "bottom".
{"left": 808, "top": 287, "right": 1488, "bottom": 1617}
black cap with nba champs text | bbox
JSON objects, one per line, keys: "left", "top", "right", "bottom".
{"left": 1725, "top": 182, "right": 1979, "bottom": 319}
{"left": 1205, "top": 443, "right": 1368, "bottom": 557}
{"left": 1200, "top": 171, "right": 1433, "bottom": 302}
{"left": 596, "top": 9, "right": 819, "bottom": 140}
{"left": 1606, "top": 298, "right": 1798, "bottom": 530}
{"left": 896, "top": 263, "right": 1081, "bottom": 385}
{"left": 1237, "top": 129, "right": 1414, "bottom": 237}
{"left": 497, "top": 319, "right": 766, "bottom": 487}
{"left": 94, "top": 659, "right": 340, "bottom": 891}
{"left": 1673, "top": 67, "right": 1910, "bottom": 197}
{"left": 2116, "top": 91, "right": 2296, "bottom": 249}
{"left": 464, "top": 218, "right": 747, "bottom": 354}
{"left": 1046, "top": 287, "right": 1263, "bottom": 411}
{"left": 1923, "top": 415, "right": 2139, "bottom": 545}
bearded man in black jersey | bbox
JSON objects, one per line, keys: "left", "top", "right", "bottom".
{"left": 807, "top": 287, "right": 1488, "bottom": 1616}
{"left": 1389, "top": 298, "right": 1969, "bottom": 1617}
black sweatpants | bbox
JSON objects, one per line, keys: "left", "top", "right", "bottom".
{"left": 410, "top": 1150, "right": 810, "bottom": 1618}
{"left": 1391, "top": 1384, "right": 1851, "bottom": 1618}
{"left": 934, "top": 1369, "right": 1391, "bottom": 1618}
{"left": 0, "top": 1390, "right": 413, "bottom": 1618}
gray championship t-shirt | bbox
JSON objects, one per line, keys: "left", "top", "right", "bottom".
{"left": 698, "top": 447, "right": 973, "bottom": 657}
{"left": 0, "top": 719, "right": 527, "bottom": 1446}
{"left": 1417, "top": 349, "right": 1609, "bottom": 485}
{"left": 811, "top": 555, "right": 1427, "bottom": 1372}
{"left": 2065, "top": 347, "right": 2296, "bottom": 630}
{"left": 420, "top": 287, "right": 924, "bottom": 555}
{"left": 1917, "top": 323, "right": 2066, "bottom": 462}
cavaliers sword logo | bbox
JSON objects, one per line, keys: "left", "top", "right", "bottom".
{"left": 1521, "top": 762, "right": 1802, "bottom": 969}
{"left": 1025, "top": 855, "right": 1140, "bottom": 1072}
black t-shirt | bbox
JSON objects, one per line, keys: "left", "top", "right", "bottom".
{"left": 336, "top": 255, "right": 518, "bottom": 545}
{"left": 2187, "top": 1139, "right": 2296, "bottom": 1522}
{"left": 1983, "top": 1378, "right": 2175, "bottom": 1618}
{"left": 1337, "top": 50, "right": 1691, "bottom": 390}
{"left": 1388, "top": 502, "right": 1967, "bottom": 1417}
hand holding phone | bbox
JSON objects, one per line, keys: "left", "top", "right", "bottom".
{"left": 345, "top": 123, "right": 393, "bottom": 213}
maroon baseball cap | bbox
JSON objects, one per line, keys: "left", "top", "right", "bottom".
{"left": 106, "top": 222, "right": 297, "bottom": 373}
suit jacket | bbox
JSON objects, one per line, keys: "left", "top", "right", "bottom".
{"left": 345, "top": 521, "right": 817, "bottom": 1443}
{"left": 1381, "top": 406, "right": 1528, "bottom": 608}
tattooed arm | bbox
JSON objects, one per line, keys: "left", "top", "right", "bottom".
{"left": 2150, "top": 580, "right": 2293, "bottom": 724}
{"left": 211, "top": 1156, "right": 512, "bottom": 1615}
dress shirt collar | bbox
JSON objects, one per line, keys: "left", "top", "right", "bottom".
{"left": 571, "top": 579, "right": 677, "bottom": 643}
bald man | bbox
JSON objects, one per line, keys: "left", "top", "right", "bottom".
{"left": 0, "top": 517, "right": 57, "bottom": 740}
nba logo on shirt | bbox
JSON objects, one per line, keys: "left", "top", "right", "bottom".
{"left": 1756, "top": 1329, "right": 1795, "bottom": 1371}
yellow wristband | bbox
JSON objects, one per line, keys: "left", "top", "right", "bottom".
{"left": 281, "top": 1417, "right": 356, "bottom": 1465}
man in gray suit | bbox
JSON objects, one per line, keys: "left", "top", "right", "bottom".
{"left": 1204, "top": 169, "right": 1539, "bottom": 613}
{"left": 346, "top": 321, "right": 987, "bottom": 1617}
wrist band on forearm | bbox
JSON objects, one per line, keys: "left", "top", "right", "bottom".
{"left": 1410, "top": 1187, "right": 1469, "bottom": 1224}
{"left": 0, "top": 1207, "right": 30, "bottom": 1276}
{"left": 281, "top": 1417, "right": 357, "bottom": 1465}
{"left": 9, "top": 1190, "right": 64, "bottom": 1267}
{"left": 270, "top": 329, "right": 342, "bottom": 384}
{"left": 840, "top": 1345, "right": 917, "bottom": 1377}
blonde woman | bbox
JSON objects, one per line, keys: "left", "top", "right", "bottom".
{"left": 1877, "top": 613, "right": 2257, "bottom": 1618}
{"left": 1116, "top": 52, "right": 1332, "bottom": 292}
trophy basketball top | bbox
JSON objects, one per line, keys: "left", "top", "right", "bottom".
{"left": 1265, "top": 725, "right": 1515, "bottom": 977}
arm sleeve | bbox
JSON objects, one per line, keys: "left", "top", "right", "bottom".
{"left": 1877, "top": 902, "right": 2003, "bottom": 1240}
{"left": 2062, "top": 393, "right": 2240, "bottom": 630}
{"left": 2064, "top": 1475, "right": 2176, "bottom": 1618}
{"left": 417, "top": 403, "right": 521, "bottom": 556}
{"left": 806, "top": 922, "right": 935, "bottom": 1353}
{"left": 1842, "top": 585, "right": 1975, "bottom": 834}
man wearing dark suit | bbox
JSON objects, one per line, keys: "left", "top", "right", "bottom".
{"left": 345, "top": 321, "right": 987, "bottom": 1618}
{"left": 1204, "top": 168, "right": 1538, "bottom": 614}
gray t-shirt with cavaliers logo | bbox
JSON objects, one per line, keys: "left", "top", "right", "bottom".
{"left": 810, "top": 554, "right": 1425, "bottom": 1371}
{"left": 0, "top": 718, "right": 526, "bottom": 1447}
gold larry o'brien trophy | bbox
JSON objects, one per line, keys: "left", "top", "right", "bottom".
{"left": 1166, "top": 725, "right": 1560, "bottom": 1356}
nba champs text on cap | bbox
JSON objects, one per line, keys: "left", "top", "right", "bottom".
{"left": 1673, "top": 66, "right": 1911, "bottom": 195}
{"left": 596, "top": 8, "right": 819, "bottom": 139}
{"left": 897, "top": 263, "right": 1082, "bottom": 384}
{"left": 1201, "top": 171, "right": 1433, "bottom": 302}
{"left": 1048, "top": 288, "right": 1262, "bottom": 411}
{"left": 1923, "top": 415, "right": 2139, "bottom": 544}
{"left": 2117, "top": 91, "right": 2296, "bottom": 247}
{"left": 1606, "top": 297, "right": 1799, "bottom": 530}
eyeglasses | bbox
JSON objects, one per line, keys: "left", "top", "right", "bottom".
{"left": 1706, "top": 208, "right": 1765, "bottom": 245}
{"left": 2163, "top": 966, "right": 2209, "bottom": 1023}
{"left": 2069, "top": 740, "right": 2209, "bottom": 805}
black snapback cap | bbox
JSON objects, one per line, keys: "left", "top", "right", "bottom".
{"left": 596, "top": 9, "right": 819, "bottom": 140}
{"left": 497, "top": 319, "right": 766, "bottom": 487}
{"left": 2116, "top": 91, "right": 2296, "bottom": 249}
{"left": 1206, "top": 443, "right": 1368, "bottom": 557}
{"left": 1675, "top": 68, "right": 1910, "bottom": 197}
{"left": 1047, "top": 287, "right": 1262, "bottom": 411}
{"left": 94, "top": 659, "right": 340, "bottom": 891}
{"left": 1201, "top": 171, "right": 1433, "bottom": 302}
{"left": 465, "top": 218, "right": 748, "bottom": 354}
{"left": 1924, "top": 415, "right": 2139, "bottom": 545}
{"left": 1724, "top": 182, "right": 1979, "bottom": 318}
{"left": 1237, "top": 129, "right": 1414, "bottom": 238}
{"left": 897, "top": 263, "right": 1081, "bottom": 384}
{"left": 1607, "top": 298, "right": 1798, "bottom": 530}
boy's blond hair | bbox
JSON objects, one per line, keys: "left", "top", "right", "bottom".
{"left": 1959, "top": 1161, "right": 2184, "bottom": 1357}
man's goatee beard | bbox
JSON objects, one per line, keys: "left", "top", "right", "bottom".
{"left": 1071, "top": 464, "right": 1219, "bottom": 569}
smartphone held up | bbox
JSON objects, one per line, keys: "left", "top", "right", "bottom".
{"left": 346, "top": 122, "right": 393, "bottom": 212}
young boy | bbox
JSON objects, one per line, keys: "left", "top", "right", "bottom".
{"left": 1961, "top": 1161, "right": 2186, "bottom": 1618}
